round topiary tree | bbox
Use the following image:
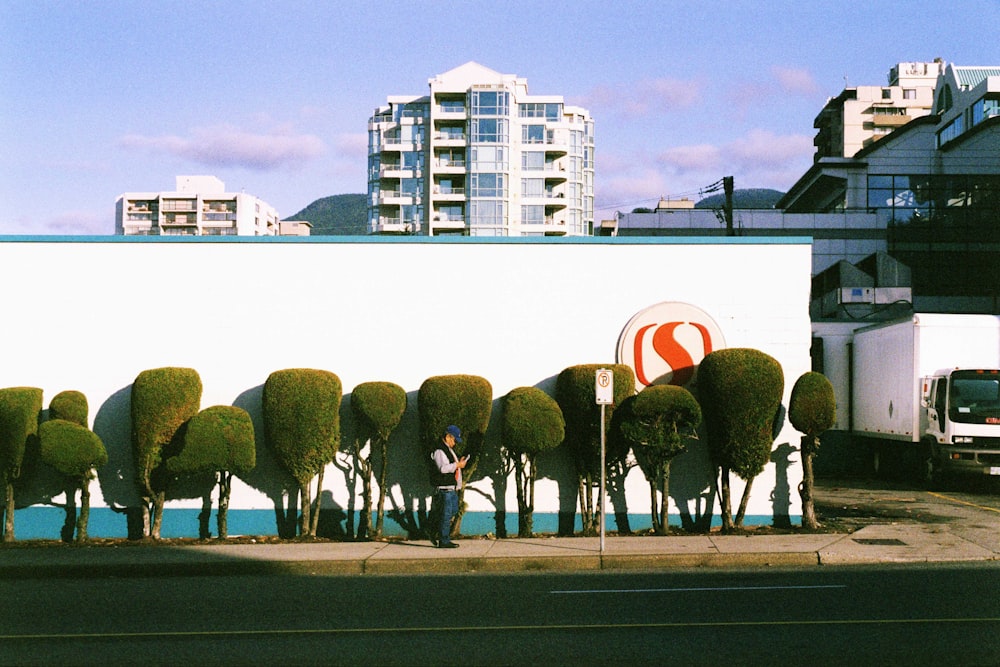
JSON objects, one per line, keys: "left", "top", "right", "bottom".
{"left": 131, "top": 367, "right": 203, "bottom": 539}
{"left": 350, "top": 381, "right": 407, "bottom": 539}
{"left": 789, "top": 371, "right": 836, "bottom": 530}
{"left": 613, "top": 384, "right": 701, "bottom": 535}
{"left": 555, "top": 364, "right": 635, "bottom": 536}
{"left": 166, "top": 405, "right": 256, "bottom": 539}
{"left": 39, "top": 419, "right": 107, "bottom": 542}
{"left": 48, "top": 390, "right": 88, "bottom": 427}
{"left": 0, "top": 387, "right": 43, "bottom": 542}
{"left": 418, "top": 374, "right": 492, "bottom": 539}
{"left": 697, "top": 348, "right": 784, "bottom": 532}
{"left": 501, "top": 386, "right": 565, "bottom": 537}
{"left": 263, "top": 368, "right": 342, "bottom": 537}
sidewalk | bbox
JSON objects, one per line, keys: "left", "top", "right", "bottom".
{"left": 2, "top": 522, "right": 998, "bottom": 579}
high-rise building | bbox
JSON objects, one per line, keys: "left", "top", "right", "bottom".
{"left": 367, "top": 62, "right": 594, "bottom": 236}
{"left": 813, "top": 60, "right": 944, "bottom": 160}
{"left": 115, "top": 175, "right": 288, "bottom": 236}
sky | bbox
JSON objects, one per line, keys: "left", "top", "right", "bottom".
{"left": 2, "top": 0, "right": 998, "bottom": 235}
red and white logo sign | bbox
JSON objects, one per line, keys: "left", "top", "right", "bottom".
{"left": 616, "top": 302, "right": 726, "bottom": 391}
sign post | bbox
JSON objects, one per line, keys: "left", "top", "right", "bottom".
{"left": 595, "top": 369, "right": 614, "bottom": 555}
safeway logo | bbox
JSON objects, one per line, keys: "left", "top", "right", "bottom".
{"left": 616, "top": 302, "right": 726, "bottom": 391}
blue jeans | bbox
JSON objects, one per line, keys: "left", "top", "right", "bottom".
{"left": 437, "top": 489, "right": 458, "bottom": 544}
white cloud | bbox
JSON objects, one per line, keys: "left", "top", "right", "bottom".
{"left": 119, "top": 124, "right": 326, "bottom": 171}
{"left": 3, "top": 211, "right": 111, "bottom": 236}
{"left": 772, "top": 66, "right": 819, "bottom": 95}
{"left": 583, "top": 77, "right": 701, "bottom": 118}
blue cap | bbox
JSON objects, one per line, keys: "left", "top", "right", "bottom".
{"left": 445, "top": 425, "right": 463, "bottom": 443}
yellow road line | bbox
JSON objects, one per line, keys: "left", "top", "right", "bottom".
{"left": 3, "top": 617, "right": 1000, "bottom": 641}
{"left": 927, "top": 491, "right": 1000, "bottom": 514}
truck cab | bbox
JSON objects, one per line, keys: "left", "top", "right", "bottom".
{"left": 922, "top": 369, "right": 1000, "bottom": 476}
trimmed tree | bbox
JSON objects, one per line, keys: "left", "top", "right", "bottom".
{"left": 39, "top": 419, "right": 107, "bottom": 542}
{"left": 501, "top": 387, "right": 565, "bottom": 537}
{"left": 555, "top": 364, "right": 635, "bottom": 536}
{"left": 131, "top": 367, "right": 203, "bottom": 540}
{"left": 697, "top": 348, "right": 784, "bottom": 532}
{"left": 418, "top": 374, "right": 492, "bottom": 538}
{"left": 0, "top": 387, "right": 43, "bottom": 542}
{"left": 350, "top": 381, "right": 407, "bottom": 539}
{"left": 613, "top": 385, "right": 701, "bottom": 535}
{"left": 166, "top": 405, "right": 256, "bottom": 539}
{"left": 49, "top": 390, "right": 88, "bottom": 427}
{"left": 789, "top": 371, "right": 836, "bottom": 530}
{"left": 263, "top": 369, "right": 342, "bottom": 537}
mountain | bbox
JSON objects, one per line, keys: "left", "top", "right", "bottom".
{"left": 695, "top": 188, "right": 785, "bottom": 209}
{"left": 286, "top": 194, "right": 368, "bottom": 235}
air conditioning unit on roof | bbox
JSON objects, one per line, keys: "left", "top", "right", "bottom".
{"left": 839, "top": 287, "right": 875, "bottom": 304}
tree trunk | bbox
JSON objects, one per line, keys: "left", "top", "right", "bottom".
{"left": 309, "top": 467, "right": 325, "bottom": 537}
{"left": 799, "top": 435, "right": 819, "bottom": 529}
{"left": 4, "top": 481, "right": 15, "bottom": 542}
{"left": 656, "top": 464, "right": 671, "bottom": 535}
{"left": 77, "top": 481, "right": 91, "bottom": 542}
{"left": 151, "top": 491, "right": 165, "bottom": 540}
{"left": 218, "top": 471, "right": 231, "bottom": 539}
{"left": 360, "top": 446, "right": 373, "bottom": 541}
{"left": 514, "top": 455, "right": 529, "bottom": 537}
{"left": 299, "top": 481, "right": 312, "bottom": 537}
{"left": 719, "top": 466, "right": 734, "bottom": 533}
{"left": 62, "top": 483, "right": 77, "bottom": 543}
{"left": 375, "top": 439, "right": 389, "bottom": 538}
{"left": 735, "top": 477, "right": 754, "bottom": 527}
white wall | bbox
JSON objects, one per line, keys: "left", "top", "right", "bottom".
{"left": 0, "top": 237, "right": 812, "bottom": 528}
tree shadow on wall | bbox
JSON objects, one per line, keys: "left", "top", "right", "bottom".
{"left": 93, "top": 386, "right": 145, "bottom": 539}
{"left": 233, "top": 385, "right": 299, "bottom": 539}
{"left": 770, "top": 441, "right": 796, "bottom": 528}
{"left": 382, "top": 391, "right": 432, "bottom": 540}
{"left": 668, "top": 431, "right": 717, "bottom": 533}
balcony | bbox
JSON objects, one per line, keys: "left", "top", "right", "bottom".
{"left": 433, "top": 186, "right": 465, "bottom": 200}
{"left": 872, "top": 114, "right": 911, "bottom": 128}
{"left": 379, "top": 190, "right": 418, "bottom": 205}
{"left": 375, "top": 219, "right": 417, "bottom": 234}
{"left": 380, "top": 165, "right": 419, "bottom": 178}
{"left": 431, "top": 217, "right": 466, "bottom": 232}
{"left": 434, "top": 132, "right": 466, "bottom": 146}
{"left": 434, "top": 158, "right": 466, "bottom": 171}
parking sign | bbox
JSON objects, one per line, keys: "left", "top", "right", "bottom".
{"left": 595, "top": 368, "right": 614, "bottom": 404}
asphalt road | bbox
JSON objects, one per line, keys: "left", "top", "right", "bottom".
{"left": 2, "top": 564, "right": 999, "bottom": 666}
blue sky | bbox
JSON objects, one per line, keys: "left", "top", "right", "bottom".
{"left": 2, "top": 0, "right": 998, "bottom": 235}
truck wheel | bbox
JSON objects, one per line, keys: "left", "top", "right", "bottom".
{"left": 915, "top": 440, "right": 941, "bottom": 489}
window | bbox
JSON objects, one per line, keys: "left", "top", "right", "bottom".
{"left": 522, "top": 152, "right": 544, "bottom": 170}
{"left": 903, "top": 89, "right": 916, "bottom": 100}
{"left": 470, "top": 173, "right": 504, "bottom": 197}
{"left": 881, "top": 89, "right": 892, "bottom": 99}
{"left": 522, "top": 125, "right": 545, "bottom": 144}
{"left": 471, "top": 90, "right": 508, "bottom": 116}
{"left": 470, "top": 146, "right": 507, "bottom": 171}
{"left": 521, "top": 179, "right": 544, "bottom": 197}
{"left": 518, "top": 102, "right": 562, "bottom": 120}
{"left": 471, "top": 118, "right": 506, "bottom": 143}
{"left": 521, "top": 205, "right": 544, "bottom": 224}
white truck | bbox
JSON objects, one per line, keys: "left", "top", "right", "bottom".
{"left": 848, "top": 314, "right": 1000, "bottom": 482}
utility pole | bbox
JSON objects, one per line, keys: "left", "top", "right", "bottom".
{"left": 723, "top": 175, "right": 734, "bottom": 236}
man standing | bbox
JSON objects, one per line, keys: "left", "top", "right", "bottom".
{"left": 429, "top": 424, "right": 468, "bottom": 548}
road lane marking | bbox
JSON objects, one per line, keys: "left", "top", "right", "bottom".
{"left": 550, "top": 584, "right": 847, "bottom": 594}
{"left": 1, "top": 616, "right": 998, "bottom": 641}
{"left": 927, "top": 491, "right": 1000, "bottom": 514}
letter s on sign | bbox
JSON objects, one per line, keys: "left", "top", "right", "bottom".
{"left": 618, "top": 302, "right": 726, "bottom": 392}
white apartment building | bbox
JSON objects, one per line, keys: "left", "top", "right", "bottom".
{"left": 813, "top": 60, "right": 944, "bottom": 160}
{"left": 115, "top": 176, "right": 284, "bottom": 236}
{"left": 367, "top": 62, "right": 594, "bottom": 236}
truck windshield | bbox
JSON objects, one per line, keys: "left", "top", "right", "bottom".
{"left": 949, "top": 370, "right": 1000, "bottom": 424}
